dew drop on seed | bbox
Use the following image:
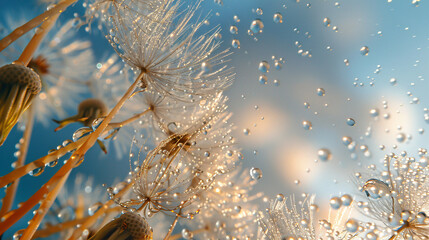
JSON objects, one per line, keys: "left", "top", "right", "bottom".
{"left": 360, "top": 46, "right": 369, "bottom": 56}
{"left": 250, "top": 167, "right": 262, "bottom": 180}
{"left": 258, "top": 61, "right": 270, "bottom": 73}
{"left": 182, "top": 229, "right": 193, "bottom": 239}
{"left": 302, "top": 120, "right": 312, "bottom": 130}
{"left": 276, "top": 193, "right": 285, "bottom": 201}
{"left": 345, "top": 219, "right": 359, "bottom": 232}
{"left": 346, "top": 118, "right": 356, "bottom": 126}
{"left": 329, "top": 196, "right": 342, "bottom": 209}
{"left": 341, "top": 194, "right": 353, "bottom": 206}
{"left": 318, "top": 148, "right": 332, "bottom": 161}
{"left": 273, "top": 13, "right": 283, "bottom": 23}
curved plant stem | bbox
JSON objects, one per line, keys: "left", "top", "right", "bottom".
{"left": 20, "top": 171, "right": 70, "bottom": 240}
{"left": 108, "top": 108, "right": 151, "bottom": 129}
{"left": 0, "top": 105, "right": 34, "bottom": 219}
{"left": 164, "top": 209, "right": 182, "bottom": 240}
{"left": 0, "top": 72, "right": 144, "bottom": 238}
{"left": 16, "top": 10, "right": 60, "bottom": 66}
{"left": 0, "top": 0, "right": 78, "bottom": 53}
{"left": 0, "top": 134, "right": 89, "bottom": 189}
{"left": 32, "top": 206, "right": 122, "bottom": 238}
{"left": 68, "top": 181, "right": 134, "bottom": 240}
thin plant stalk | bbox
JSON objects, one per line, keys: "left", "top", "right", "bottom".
{"left": 0, "top": 109, "right": 149, "bottom": 189}
{"left": 0, "top": 0, "right": 79, "bottom": 52}
{"left": 20, "top": 171, "right": 70, "bottom": 240}
{"left": 16, "top": 11, "right": 61, "bottom": 66}
{"left": 0, "top": 105, "right": 34, "bottom": 219}
{"left": 0, "top": 72, "right": 144, "bottom": 236}
{"left": 164, "top": 211, "right": 182, "bottom": 240}
{"left": 68, "top": 180, "right": 134, "bottom": 240}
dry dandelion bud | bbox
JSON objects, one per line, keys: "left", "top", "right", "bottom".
{"left": 0, "top": 63, "right": 41, "bottom": 146}
{"left": 53, "top": 98, "right": 108, "bottom": 131}
{"left": 89, "top": 211, "right": 153, "bottom": 240}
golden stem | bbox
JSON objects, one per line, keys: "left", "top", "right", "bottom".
{"left": 0, "top": 105, "right": 34, "bottom": 218}
{"left": 71, "top": 71, "right": 145, "bottom": 162}
{"left": 16, "top": 10, "right": 60, "bottom": 66}
{"left": 67, "top": 182, "right": 134, "bottom": 240}
{"left": 0, "top": 0, "right": 78, "bottom": 53}
{"left": 31, "top": 206, "right": 122, "bottom": 239}
{"left": 0, "top": 72, "right": 144, "bottom": 237}
{"left": 164, "top": 209, "right": 182, "bottom": 240}
{"left": 108, "top": 108, "right": 152, "bottom": 129}
{"left": 20, "top": 171, "right": 70, "bottom": 240}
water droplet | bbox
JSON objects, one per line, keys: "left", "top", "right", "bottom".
{"left": 57, "top": 206, "right": 75, "bottom": 222}
{"left": 396, "top": 133, "right": 406, "bottom": 143}
{"left": 273, "top": 79, "right": 280, "bottom": 86}
{"left": 229, "top": 25, "right": 238, "bottom": 34}
{"left": 276, "top": 193, "right": 285, "bottom": 201}
{"left": 258, "top": 61, "right": 270, "bottom": 73}
{"left": 259, "top": 75, "right": 267, "bottom": 84}
{"left": 273, "top": 13, "right": 283, "bottom": 23}
{"left": 250, "top": 19, "right": 264, "bottom": 34}
{"left": 214, "top": 33, "right": 222, "bottom": 40}
{"left": 329, "top": 196, "right": 342, "bottom": 209}
{"left": 341, "top": 194, "right": 353, "bottom": 206}
{"left": 72, "top": 127, "right": 93, "bottom": 142}
{"left": 182, "top": 228, "right": 193, "bottom": 239}
{"left": 88, "top": 202, "right": 103, "bottom": 216}
{"left": 344, "top": 59, "right": 349, "bottom": 66}
{"left": 316, "top": 88, "right": 325, "bottom": 96}
{"left": 346, "top": 118, "right": 356, "bottom": 126}
{"left": 201, "top": 62, "right": 211, "bottom": 73}
{"left": 318, "top": 148, "right": 332, "bottom": 161}
{"left": 323, "top": 17, "right": 331, "bottom": 27}
{"left": 360, "top": 46, "right": 369, "bottom": 56}
{"left": 302, "top": 120, "right": 312, "bottom": 130}
{"left": 233, "top": 15, "right": 240, "bottom": 23}
{"left": 29, "top": 166, "right": 45, "bottom": 177}
{"left": 389, "top": 78, "right": 397, "bottom": 86}
{"left": 243, "top": 128, "right": 250, "bottom": 135}
{"left": 369, "top": 108, "right": 379, "bottom": 117}
{"left": 345, "top": 219, "right": 359, "bottom": 232}
{"left": 255, "top": 8, "right": 263, "bottom": 15}
{"left": 362, "top": 179, "right": 390, "bottom": 199}
{"left": 250, "top": 167, "right": 262, "bottom": 180}
{"left": 232, "top": 39, "right": 240, "bottom": 49}
{"left": 342, "top": 136, "right": 352, "bottom": 145}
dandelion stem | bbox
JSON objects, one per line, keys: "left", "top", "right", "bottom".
{"left": 71, "top": 71, "right": 145, "bottom": 161}
{"left": 0, "top": 105, "right": 34, "bottom": 219}
{"left": 20, "top": 171, "right": 70, "bottom": 240}
{"left": 68, "top": 182, "right": 134, "bottom": 240}
{"left": 0, "top": 72, "right": 144, "bottom": 237}
{"left": 0, "top": 0, "right": 78, "bottom": 53}
{"left": 16, "top": 10, "right": 60, "bottom": 66}
{"left": 108, "top": 108, "right": 152, "bottom": 128}
{"left": 164, "top": 209, "right": 182, "bottom": 240}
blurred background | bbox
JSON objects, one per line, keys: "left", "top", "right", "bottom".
{"left": 1, "top": 0, "right": 429, "bottom": 238}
